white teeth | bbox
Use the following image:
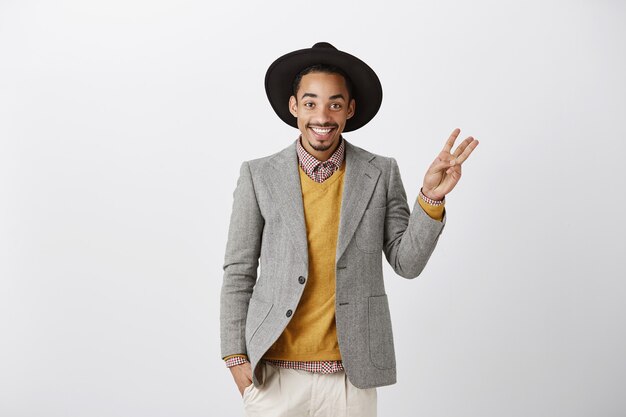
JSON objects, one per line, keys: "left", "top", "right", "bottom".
{"left": 312, "top": 127, "right": 332, "bottom": 134}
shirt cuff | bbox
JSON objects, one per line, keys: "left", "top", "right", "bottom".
{"left": 418, "top": 193, "right": 445, "bottom": 222}
{"left": 224, "top": 354, "right": 250, "bottom": 367}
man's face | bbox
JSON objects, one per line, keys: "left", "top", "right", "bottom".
{"left": 289, "top": 72, "right": 355, "bottom": 157}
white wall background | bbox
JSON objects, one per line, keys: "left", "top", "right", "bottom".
{"left": 1, "top": 0, "right": 625, "bottom": 416}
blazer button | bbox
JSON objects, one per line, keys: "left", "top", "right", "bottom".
{"left": 298, "top": 276, "right": 306, "bottom": 284}
{"left": 286, "top": 309, "right": 293, "bottom": 317}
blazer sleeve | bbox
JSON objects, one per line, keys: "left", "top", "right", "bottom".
{"left": 220, "top": 161, "right": 264, "bottom": 358}
{"left": 382, "top": 157, "right": 446, "bottom": 279}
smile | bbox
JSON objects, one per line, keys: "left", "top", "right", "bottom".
{"left": 311, "top": 127, "right": 333, "bottom": 134}
{"left": 309, "top": 126, "right": 336, "bottom": 139}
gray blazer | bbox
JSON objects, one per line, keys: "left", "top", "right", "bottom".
{"left": 220, "top": 138, "right": 446, "bottom": 389}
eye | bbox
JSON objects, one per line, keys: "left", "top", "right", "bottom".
{"left": 304, "top": 102, "right": 314, "bottom": 108}
{"left": 330, "top": 103, "right": 342, "bottom": 110}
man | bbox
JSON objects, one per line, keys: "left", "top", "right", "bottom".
{"left": 220, "top": 42, "right": 478, "bottom": 416}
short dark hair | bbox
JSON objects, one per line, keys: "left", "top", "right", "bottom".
{"left": 292, "top": 64, "right": 354, "bottom": 101}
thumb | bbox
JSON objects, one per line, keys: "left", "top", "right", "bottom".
{"left": 429, "top": 158, "right": 454, "bottom": 173}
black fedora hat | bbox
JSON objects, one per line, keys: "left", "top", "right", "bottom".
{"left": 265, "top": 42, "right": 383, "bottom": 132}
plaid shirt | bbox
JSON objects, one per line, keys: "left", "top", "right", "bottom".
{"left": 224, "top": 136, "right": 346, "bottom": 374}
{"left": 296, "top": 135, "right": 345, "bottom": 183}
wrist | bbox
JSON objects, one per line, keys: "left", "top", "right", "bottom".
{"left": 420, "top": 187, "right": 445, "bottom": 205}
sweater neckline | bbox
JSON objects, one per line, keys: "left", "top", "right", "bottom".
{"left": 298, "top": 159, "right": 346, "bottom": 189}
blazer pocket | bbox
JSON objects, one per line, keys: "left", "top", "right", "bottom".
{"left": 245, "top": 297, "right": 274, "bottom": 345}
{"left": 356, "top": 206, "right": 386, "bottom": 254}
{"left": 368, "top": 294, "right": 396, "bottom": 370}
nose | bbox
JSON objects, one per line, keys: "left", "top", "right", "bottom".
{"left": 315, "top": 106, "right": 332, "bottom": 124}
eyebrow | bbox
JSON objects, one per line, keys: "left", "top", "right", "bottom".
{"left": 300, "top": 93, "right": 346, "bottom": 100}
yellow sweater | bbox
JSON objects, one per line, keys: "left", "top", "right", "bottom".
{"left": 223, "top": 161, "right": 444, "bottom": 362}
{"left": 263, "top": 160, "right": 347, "bottom": 360}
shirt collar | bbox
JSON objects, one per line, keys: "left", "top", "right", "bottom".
{"left": 296, "top": 135, "right": 345, "bottom": 170}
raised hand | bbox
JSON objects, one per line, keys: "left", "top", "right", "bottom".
{"left": 421, "top": 128, "right": 479, "bottom": 201}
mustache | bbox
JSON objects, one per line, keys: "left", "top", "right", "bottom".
{"left": 307, "top": 123, "right": 339, "bottom": 128}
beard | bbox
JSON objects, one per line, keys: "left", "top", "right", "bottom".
{"left": 307, "top": 137, "right": 334, "bottom": 152}
{"left": 304, "top": 122, "right": 340, "bottom": 152}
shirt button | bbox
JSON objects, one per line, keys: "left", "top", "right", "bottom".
{"left": 298, "top": 276, "right": 306, "bottom": 284}
{"left": 286, "top": 309, "right": 293, "bottom": 317}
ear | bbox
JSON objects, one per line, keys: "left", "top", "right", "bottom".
{"left": 289, "top": 96, "right": 298, "bottom": 118}
{"left": 346, "top": 98, "right": 356, "bottom": 120}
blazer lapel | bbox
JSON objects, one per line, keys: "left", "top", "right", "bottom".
{"left": 264, "top": 137, "right": 381, "bottom": 270}
{"left": 265, "top": 140, "right": 309, "bottom": 270}
{"left": 336, "top": 140, "right": 380, "bottom": 262}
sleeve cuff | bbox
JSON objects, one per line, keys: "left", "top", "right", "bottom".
{"left": 224, "top": 355, "right": 250, "bottom": 367}
{"left": 418, "top": 193, "right": 445, "bottom": 221}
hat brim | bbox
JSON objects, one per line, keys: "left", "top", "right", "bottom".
{"left": 265, "top": 45, "right": 382, "bottom": 132}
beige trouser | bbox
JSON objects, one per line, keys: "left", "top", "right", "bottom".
{"left": 242, "top": 361, "right": 377, "bottom": 417}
